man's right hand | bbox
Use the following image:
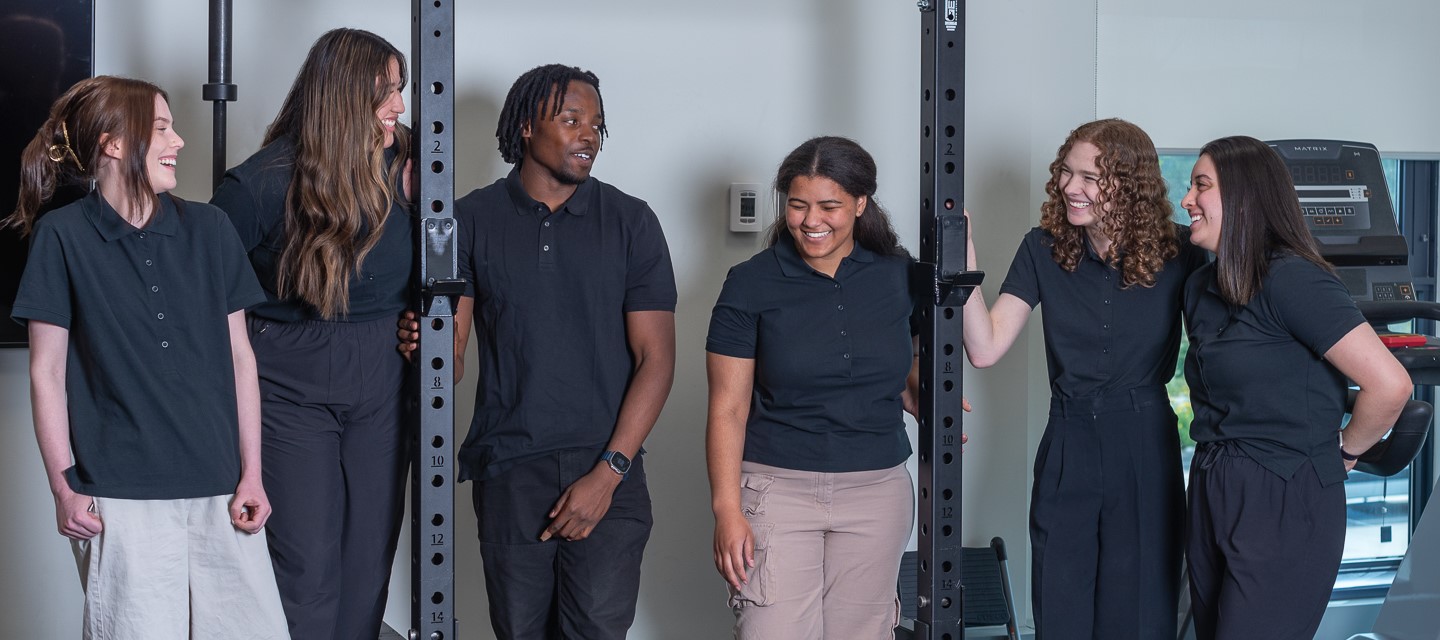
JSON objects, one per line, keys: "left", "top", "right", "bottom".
{"left": 397, "top": 311, "right": 420, "bottom": 361}
{"left": 55, "top": 489, "right": 102, "bottom": 540}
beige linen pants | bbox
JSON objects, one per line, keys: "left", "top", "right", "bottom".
{"left": 71, "top": 494, "right": 290, "bottom": 640}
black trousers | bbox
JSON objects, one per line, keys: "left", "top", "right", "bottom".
{"left": 1187, "top": 443, "right": 1345, "bottom": 640}
{"left": 472, "top": 448, "right": 653, "bottom": 640}
{"left": 249, "top": 316, "right": 411, "bottom": 640}
{"left": 1030, "top": 385, "right": 1184, "bottom": 640}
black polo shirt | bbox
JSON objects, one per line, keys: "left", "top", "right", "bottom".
{"left": 12, "top": 192, "right": 266, "bottom": 499}
{"left": 706, "top": 239, "right": 915, "bottom": 473}
{"left": 210, "top": 136, "right": 414, "bottom": 322}
{"left": 455, "top": 169, "right": 676, "bottom": 481}
{"left": 1184, "top": 255, "right": 1362, "bottom": 486}
{"left": 1000, "top": 224, "right": 1207, "bottom": 398}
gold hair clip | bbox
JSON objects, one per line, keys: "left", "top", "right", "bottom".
{"left": 46, "top": 121, "right": 85, "bottom": 172}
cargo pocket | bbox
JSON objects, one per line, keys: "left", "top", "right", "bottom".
{"left": 739, "top": 473, "right": 773, "bottom": 517}
{"left": 727, "top": 521, "right": 775, "bottom": 608}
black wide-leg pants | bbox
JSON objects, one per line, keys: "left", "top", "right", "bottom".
{"left": 249, "top": 315, "right": 411, "bottom": 640}
{"left": 1187, "top": 443, "right": 1345, "bottom": 640}
{"left": 1030, "top": 385, "right": 1185, "bottom": 640}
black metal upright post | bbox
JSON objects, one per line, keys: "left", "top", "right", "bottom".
{"left": 410, "top": 1, "right": 462, "bottom": 638}
{"left": 914, "top": 2, "right": 977, "bottom": 639}
{"left": 203, "top": 0, "right": 236, "bottom": 190}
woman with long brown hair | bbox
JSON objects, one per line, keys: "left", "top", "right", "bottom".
{"left": 963, "top": 119, "right": 1207, "bottom": 638}
{"left": 8, "top": 75, "right": 288, "bottom": 638}
{"left": 210, "top": 28, "right": 412, "bottom": 638}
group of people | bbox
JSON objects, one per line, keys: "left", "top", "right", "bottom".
{"left": 700, "top": 118, "right": 1410, "bottom": 640}
{"left": 9, "top": 28, "right": 673, "bottom": 640}
{"left": 4, "top": 24, "right": 1413, "bottom": 640}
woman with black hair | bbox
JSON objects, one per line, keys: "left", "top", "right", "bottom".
{"left": 1181, "top": 135, "right": 1410, "bottom": 640}
{"left": 706, "top": 136, "right": 933, "bottom": 639}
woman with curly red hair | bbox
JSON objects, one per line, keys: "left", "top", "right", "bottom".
{"left": 963, "top": 119, "right": 1206, "bottom": 639}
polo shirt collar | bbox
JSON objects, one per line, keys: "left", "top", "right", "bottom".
{"left": 503, "top": 166, "right": 596, "bottom": 217}
{"left": 774, "top": 234, "right": 875, "bottom": 278}
{"left": 1082, "top": 232, "right": 1112, "bottom": 264}
{"left": 84, "top": 191, "right": 180, "bottom": 242}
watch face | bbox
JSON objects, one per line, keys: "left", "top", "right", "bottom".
{"left": 607, "top": 451, "right": 632, "bottom": 474}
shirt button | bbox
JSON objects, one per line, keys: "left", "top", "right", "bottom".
{"left": 145, "top": 260, "right": 153, "bottom": 266}
{"left": 1104, "top": 300, "right": 1110, "bottom": 305}
{"left": 1103, "top": 324, "right": 1110, "bottom": 329}
{"left": 543, "top": 245, "right": 551, "bottom": 252}
{"left": 834, "top": 283, "right": 840, "bottom": 289}
{"left": 843, "top": 353, "right": 850, "bottom": 359}
{"left": 543, "top": 221, "right": 551, "bottom": 227}
{"left": 837, "top": 304, "right": 845, "bottom": 311}
{"left": 841, "top": 331, "right": 847, "bottom": 337}
{"left": 160, "top": 341, "right": 169, "bottom": 348}
{"left": 156, "top": 313, "right": 165, "bottom": 320}
{"left": 138, "top": 232, "right": 147, "bottom": 239}
{"left": 151, "top": 286, "right": 159, "bottom": 292}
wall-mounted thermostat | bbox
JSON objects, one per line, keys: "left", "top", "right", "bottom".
{"left": 730, "top": 183, "right": 763, "bottom": 233}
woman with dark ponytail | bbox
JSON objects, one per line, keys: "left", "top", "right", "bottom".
{"left": 209, "top": 27, "right": 413, "bottom": 638}
{"left": 8, "top": 75, "right": 287, "bottom": 638}
{"left": 706, "top": 136, "right": 944, "bottom": 638}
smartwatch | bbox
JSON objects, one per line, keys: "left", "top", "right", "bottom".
{"left": 601, "top": 450, "right": 631, "bottom": 479}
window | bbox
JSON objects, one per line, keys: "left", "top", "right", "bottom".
{"left": 1157, "top": 152, "right": 1438, "bottom": 590}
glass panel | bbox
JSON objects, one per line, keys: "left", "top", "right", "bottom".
{"left": 1159, "top": 153, "right": 1199, "bottom": 471}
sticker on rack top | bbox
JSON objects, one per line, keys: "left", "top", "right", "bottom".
{"left": 945, "top": 0, "right": 959, "bottom": 31}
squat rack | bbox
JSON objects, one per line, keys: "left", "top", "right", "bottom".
{"left": 913, "top": 1, "right": 980, "bottom": 639}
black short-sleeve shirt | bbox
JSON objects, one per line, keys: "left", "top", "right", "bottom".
{"left": 455, "top": 169, "right": 677, "bottom": 481}
{"left": 706, "top": 239, "right": 915, "bottom": 473}
{"left": 209, "top": 137, "right": 414, "bottom": 322}
{"left": 999, "top": 224, "right": 1208, "bottom": 398}
{"left": 11, "top": 192, "right": 266, "bottom": 499}
{"left": 1183, "top": 255, "right": 1363, "bottom": 486}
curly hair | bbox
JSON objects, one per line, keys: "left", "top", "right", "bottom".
{"left": 1038, "top": 118, "right": 1178, "bottom": 288}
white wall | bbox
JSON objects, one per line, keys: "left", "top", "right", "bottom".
{"left": 2, "top": 1, "right": 1437, "bottom": 638}
{"left": 1096, "top": 0, "right": 1440, "bottom": 152}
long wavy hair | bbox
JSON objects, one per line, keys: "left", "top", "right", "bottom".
{"left": 5, "top": 76, "right": 166, "bottom": 236}
{"left": 1202, "top": 136, "right": 1331, "bottom": 306}
{"left": 765, "top": 136, "right": 909, "bottom": 259}
{"left": 1039, "top": 118, "right": 1177, "bottom": 287}
{"left": 264, "top": 28, "right": 411, "bottom": 318}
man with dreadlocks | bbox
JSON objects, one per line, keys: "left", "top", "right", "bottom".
{"left": 437, "top": 63, "right": 675, "bottom": 639}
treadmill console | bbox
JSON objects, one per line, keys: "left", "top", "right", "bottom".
{"left": 1268, "top": 140, "right": 1413, "bottom": 302}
